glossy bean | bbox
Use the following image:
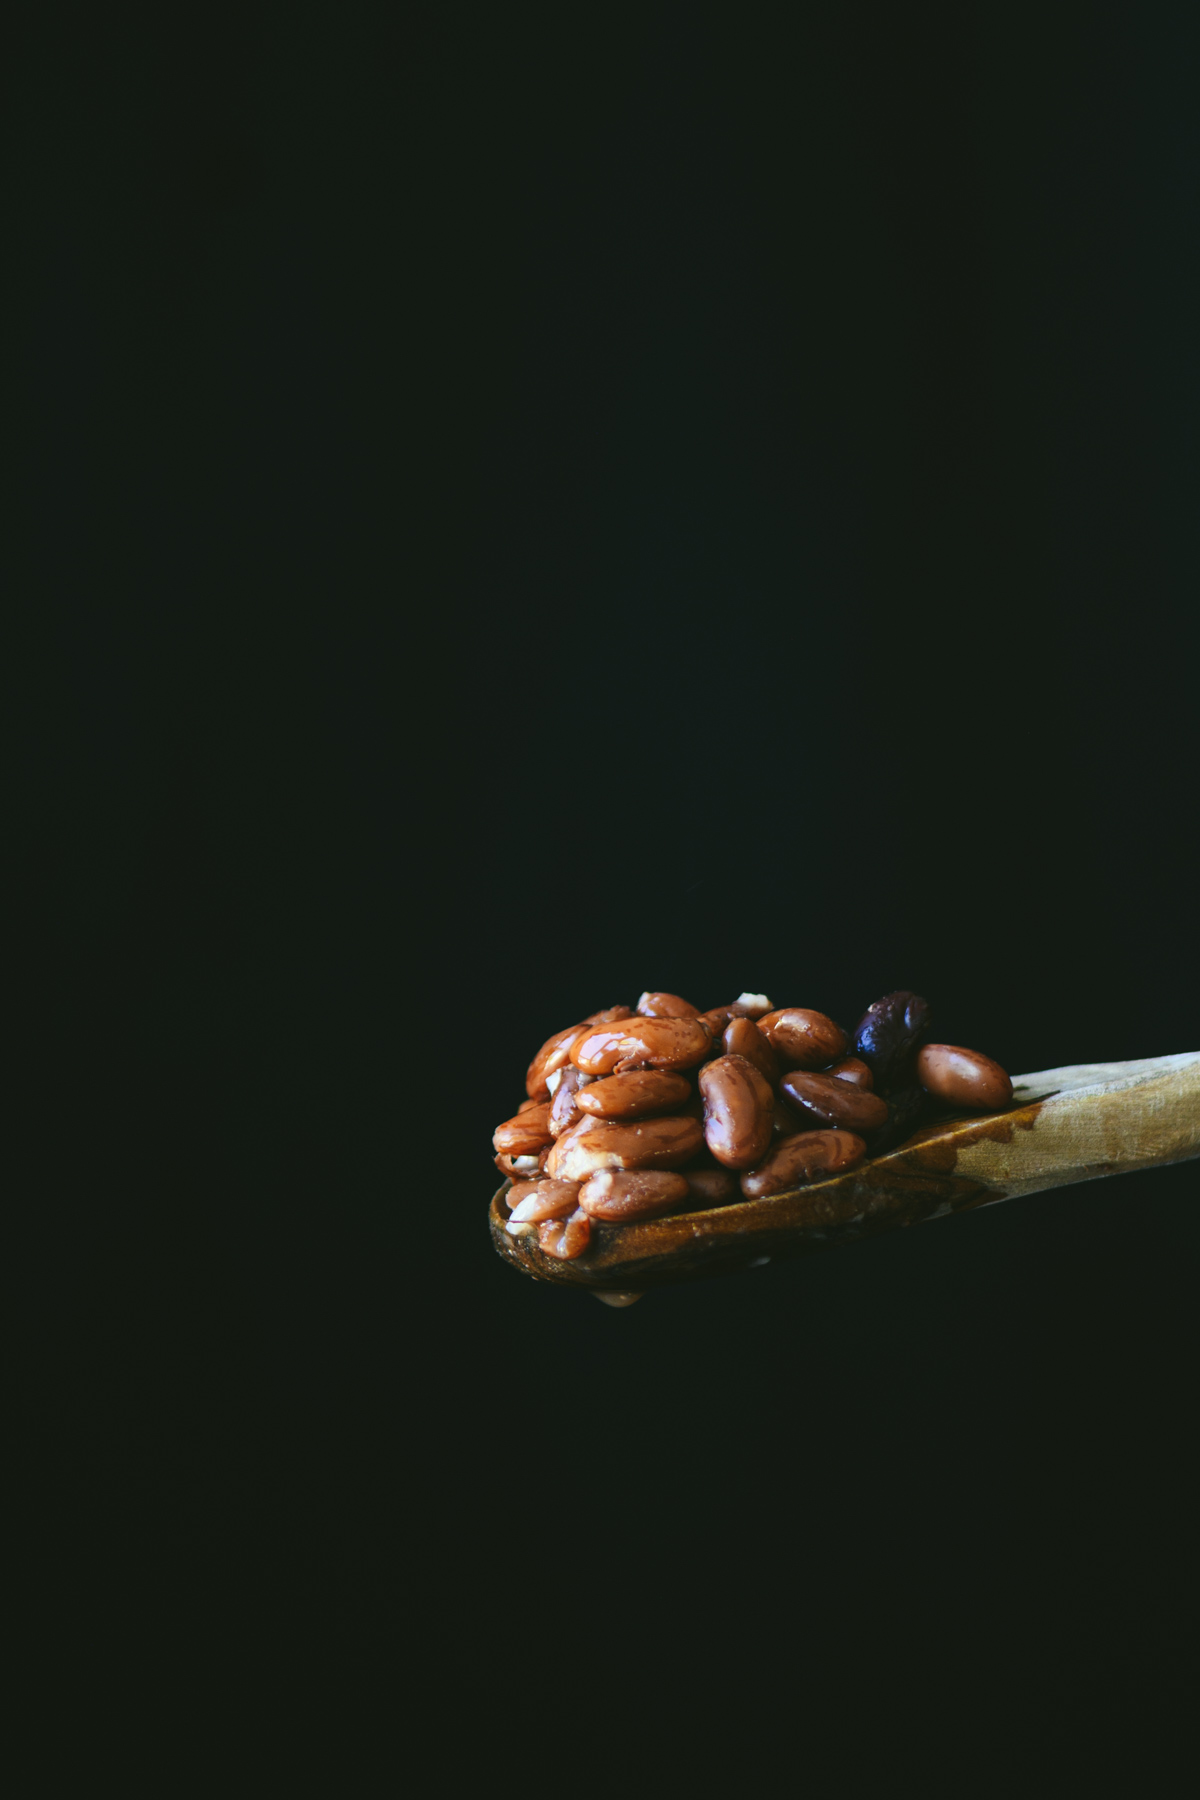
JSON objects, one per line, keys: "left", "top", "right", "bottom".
{"left": 722, "top": 1015, "right": 781, "bottom": 1085}
{"left": 571, "top": 1015, "right": 713, "bottom": 1076}
{"left": 576, "top": 1070, "right": 692, "bottom": 1120}
{"left": 577, "top": 1169, "right": 689, "bottom": 1221}
{"left": 493, "top": 1104, "right": 554, "bottom": 1155}
{"left": 739, "top": 1130, "right": 867, "bottom": 1198}
{"left": 852, "top": 991, "right": 930, "bottom": 1092}
{"left": 699, "top": 1053, "right": 775, "bottom": 1169}
{"left": 506, "top": 1178, "right": 582, "bottom": 1224}
{"left": 538, "top": 1209, "right": 592, "bottom": 1260}
{"left": 827, "top": 1057, "right": 873, "bottom": 1089}
{"left": 525, "top": 1007, "right": 633, "bottom": 1100}
{"left": 636, "top": 991, "right": 701, "bottom": 1019}
{"left": 545, "top": 1114, "right": 705, "bottom": 1182}
{"left": 779, "top": 1070, "right": 888, "bottom": 1133}
{"left": 517, "top": 1097, "right": 543, "bottom": 1113}
{"left": 917, "top": 1044, "right": 1013, "bottom": 1111}
{"left": 757, "top": 1008, "right": 847, "bottom": 1069}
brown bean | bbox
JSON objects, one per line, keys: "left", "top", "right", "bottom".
{"left": 538, "top": 1208, "right": 592, "bottom": 1260}
{"left": 827, "top": 1057, "right": 873, "bottom": 1089}
{"left": 757, "top": 1008, "right": 847, "bottom": 1068}
{"left": 493, "top": 1104, "right": 554, "bottom": 1155}
{"left": 525, "top": 1023, "right": 587, "bottom": 1100}
{"left": 636, "top": 991, "right": 701, "bottom": 1019}
{"left": 571, "top": 1016, "right": 713, "bottom": 1076}
{"left": 545, "top": 1114, "right": 704, "bottom": 1182}
{"left": 779, "top": 1070, "right": 889, "bottom": 1133}
{"left": 576, "top": 1070, "right": 692, "bottom": 1120}
{"left": 916, "top": 1045, "right": 1013, "bottom": 1111}
{"left": 722, "top": 1015, "right": 781, "bottom": 1085}
{"left": 681, "top": 1166, "right": 737, "bottom": 1206}
{"left": 506, "top": 1178, "right": 582, "bottom": 1224}
{"left": 698, "top": 1053, "right": 775, "bottom": 1170}
{"left": 577, "top": 1169, "right": 689, "bottom": 1221}
{"left": 548, "top": 1066, "right": 590, "bottom": 1138}
{"left": 524, "top": 1007, "right": 633, "bottom": 1099}
{"left": 517, "top": 1097, "right": 543, "bottom": 1113}
{"left": 739, "top": 1130, "right": 867, "bottom": 1198}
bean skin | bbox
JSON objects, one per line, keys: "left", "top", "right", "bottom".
{"left": 779, "top": 1070, "right": 888, "bottom": 1133}
{"left": 699, "top": 1053, "right": 775, "bottom": 1169}
{"left": 722, "top": 1015, "right": 781, "bottom": 1085}
{"left": 852, "top": 992, "right": 930, "bottom": 1093}
{"left": 571, "top": 1016, "right": 713, "bottom": 1076}
{"left": 827, "top": 1057, "right": 873, "bottom": 1089}
{"left": 739, "top": 1130, "right": 867, "bottom": 1198}
{"left": 577, "top": 1169, "right": 689, "bottom": 1221}
{"left": 916, "top": 1045, "right": 1013, "bottom": 1111}
{"left": 506, "top": 1178, "right": 582, "bottom": 1223}
{"left": 545, "top": 1114, "right": 705, "bottom": 1182}
{"left": 538, "top": 1208, "right": 592, "bottom": 1259}
{"left": 636, "top": 991, "right": 701, "bottom": 1019}
{"left": 757, "top": 1008, "right": 847, "bottom": 1069}
{"left": 517, "top": 1097, "right": 544, "bottom": 1113}
{"left": 493, "top": 1104, "right": 554, "bottom": 1155}
{"left": 576, "top": 1070, "right": 693, "bottom": 1119}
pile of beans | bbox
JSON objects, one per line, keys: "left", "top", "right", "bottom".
{"left": 494, "top": 990, "right": 1012, "bottom": 1261}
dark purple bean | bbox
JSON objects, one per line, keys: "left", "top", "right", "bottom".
{"left": 852, "top": 991, "right": 931, "bottom": 1093}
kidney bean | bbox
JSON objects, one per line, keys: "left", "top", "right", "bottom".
{"left": 852, "top": 991, "right": 930, "bottom": 1092}
{"left": 507, "top": 1178, "right": 582, "bottom": 1224}
{"left": 577, "top": 1169, "right": 689, "bottom": 1221}
{"left": 572, "top": 1016, "right": 713, "bottom": 1076}
{"left": 546, "top": 1114, "right": 705, "bottom": 1182}
{"left": 517, "top": 1097, "right": 543, "bottom": 1113}
{"left": 576, "top": 1070, "right": 692, "bottom": 1119}
{"left": 493, "top": 1103, "right": 554, "bottom": 1156}
{"left": 538, "top": 1208, "right": 592, "bottom": 1260}
{"left": 699, "top": 1053, "right": 775, "bottom": 1170}
{"left": 722, "top": 1015, "right": 781, "bottom": 1085}
{"left": 681, "top": 1166, "right": 738, "bottom": 1206}
{"left": 779, "top": 1070, "right": 888, "bottom": 1134}
{"left": 636, "top": 991, "right": 701, "bottom": 1019}
{"left": 917, "top": 1045, "right": 1013, "bottom": 1111}
{"left": 524, "top": 1007, "right": 633, "bottom": 1100}
{"left": 739, "top": 1130, "right": 867, "bottom": 1198}
{"left": 757, "top": 1008, "right": 847, "bottom": 1069}
{"left": 828, "top": 1057, "right": 873, "bottom": 1089}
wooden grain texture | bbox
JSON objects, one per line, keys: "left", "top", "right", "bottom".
{"left": 489, "top": 1053, "right": 1200, "bottom": 1290}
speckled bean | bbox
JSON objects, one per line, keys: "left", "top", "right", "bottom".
{"left": 779, "top": 1069, "right": 888, "bottom": 1133}
{"left": 739, "top": 1130, "right": 867, "bottom": 1198}
{"left": 757, "top": 1008, "right": 847, "bottom": 1069}
{"left": 577, "top": 1169, "right": 689, "bottom": 1221}
{"left": 576, "top": 1070, "right": 693, "bottom": 1119}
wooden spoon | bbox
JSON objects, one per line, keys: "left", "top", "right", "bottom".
{"left": 490, "top": 1053, "right": 1200, "bottom": 1292}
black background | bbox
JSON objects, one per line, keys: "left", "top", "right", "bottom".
{"left": 9, "top": 0, "right": 1199, "bottom": 1730}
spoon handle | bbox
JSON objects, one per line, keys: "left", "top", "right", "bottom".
{"left": 954, "top": 1051, "right": 1200, "bottom": 1204}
